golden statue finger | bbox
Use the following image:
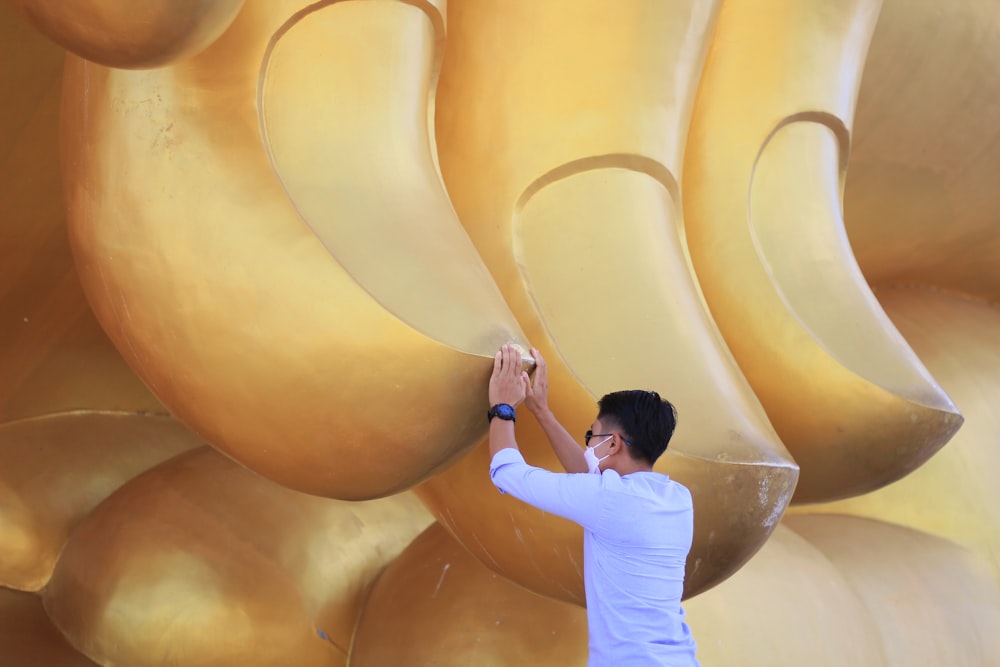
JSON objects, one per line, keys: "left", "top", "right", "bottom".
{"left": 261, "top": 0, "right": 521, "bottom": 349}
{"left": 789, "top": 287, "right": 1000, "bottom": 583}
{"left": 9, "top": 0, "right": 245, "bottom": 69}
{"left": 351, "top": 522, "right": 588, "bottom": 666}
{"left": 682, "top": 0, "right": 963, "bottom": 503}
{"left": 42, "top": 446, "right": 433, "bottom": 666}
{"left": 0, "top": 413, "right": 201, "bottom": 591}
{"left": 420, "top": 0, "right": 797, "bottom": 605}
{"left": 62, "top": 0, "right": 528, "bottom": 500}
{"left": 783, "top": 0, "right": 1000, "bottom": 637}
{"left": 0, "top": 588, "right": 96, "bottom": 666}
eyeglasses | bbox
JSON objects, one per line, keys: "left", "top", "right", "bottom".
{"left": 584, "top": 429, "right": 632, "bottom": 447}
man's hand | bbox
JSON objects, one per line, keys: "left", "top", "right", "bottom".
{"left": 489, "top": 344, "right": 526, "bottom": 407}
{"left": 523, "top": 347, "right": 550, "bottom": 416}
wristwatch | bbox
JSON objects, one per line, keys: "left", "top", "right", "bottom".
{"left": 487, "top": 403, "right": 516, "bottom": 424}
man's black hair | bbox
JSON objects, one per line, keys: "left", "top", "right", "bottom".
{"left": 597, "top": 390, "right": 677, "bottom": 466}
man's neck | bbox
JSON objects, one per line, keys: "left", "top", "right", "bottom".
{"left": 611, "top": 459, "right": 653, "bottom": 476}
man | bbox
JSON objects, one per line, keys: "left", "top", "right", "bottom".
{"left": 488, "top": 344, "right": 699, "bottom": 666}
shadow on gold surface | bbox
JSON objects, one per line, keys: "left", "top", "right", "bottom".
{"left": 0, "top": 588, "right": 96, "bottom": 666}
{"left": 0, "top": 1, "right": 163, "bottom": 423}
{"left": 10, "top": 0, "right": 246, "bottom": 68}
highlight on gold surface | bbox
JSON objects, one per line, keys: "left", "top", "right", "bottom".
{"left": 0, "top": 414, "right": 202, "bottom": 591}
{"left": 43, "top": 447, "right": 433, "bottom": 667}
{"left": 1, "top": 0, "right": 1000, "bottom": 664}
{"left": 682, "top": 0, "right": 964, "bottom": 503}
{"left": 61, "top": 0, "right": 529, "bottom": 500}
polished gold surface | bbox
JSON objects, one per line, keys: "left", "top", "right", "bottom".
{"left": 358, "top": 515, "right": 1000, "bottom": 666}
{"left": 62, "top": 0, "right": 528, "bottom": 500}
{"left": 0, "top": 588, "right": 97, "bottom": 666}
{"left": 789, "top": 288, "right": 1000, "bottom": 581}
{"left": 0, "top": 413, "right": 201, "bottom": 591}
{"left": 352, "top": 522, "right": 588, "bottom": 666}
{"left": 845, "top": 0, "right": 1000, "bottom": 303}
{"left": 785, "top": 514, "right": 1000, "bottom": 667}
{"left": 261, "top": 0, "right": 518, "bottom": 348}
{"left": 785, "top": 0, "right": 1000, "bottom": 583}
{"left": 0, "top": 0, "right": 999, "bottom": 664}
{"left": 0, "top": 1, "right": 162, "bottom": 422}
{"left": 684, "top": 516, "right": 1000, "bottom": 665}
{"left": 418, "top": 427, "right": 796, "bottom": 603}
{"left": 10, "top": 0, "right": 245, "bottom": 68}
{"left": 420, "top": 0, "right": 799, "bottom": 605}
{"left": 43, "top": 447, "right": 433, "bottom": 666}
{"left": 683, "top": 522, "right": 884, "bottom": 665}
{"left": 683, "top": 0, "right": 963, "bottom": 503}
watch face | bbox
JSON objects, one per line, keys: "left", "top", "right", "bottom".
{"left": 490, "top": 404, "right": 516, "bottom": 422}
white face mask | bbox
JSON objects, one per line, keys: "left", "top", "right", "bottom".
{"left": 583, "top": 436, "right": 613, "bottom": 474}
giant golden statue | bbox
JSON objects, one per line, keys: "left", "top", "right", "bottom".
{"left": 2, "top": 0, "right": 999, "bottom": 664}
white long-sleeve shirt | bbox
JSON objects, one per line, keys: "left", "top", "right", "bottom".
{"left": 490, "top": 447, "right": 699, "bottom": 667}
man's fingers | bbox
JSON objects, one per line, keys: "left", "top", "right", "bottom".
{"left": 500, "top": 345, "right": 509, "bottom": 376}
{"left": 531, "top": 348, "right": 548, "bottom": 384}
{"left": 522, "top": 371, "right": 532, "bottom": 396}
{"left": 531, "top": 347, "right": 547, "bottom": 380}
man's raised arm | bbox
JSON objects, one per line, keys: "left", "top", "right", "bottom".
{"left": 523, "top": 348, "right": 589, "bottom": 474}
{"left": 488, "top": 344, "right": 526, "bottom": 459}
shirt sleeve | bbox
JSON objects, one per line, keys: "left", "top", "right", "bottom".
{"left": 489, "top": 448, "right": 602, "bottom": 528}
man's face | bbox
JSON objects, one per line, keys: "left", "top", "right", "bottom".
{"left": 586, "top": 418, "right": 615, "bottom": 456}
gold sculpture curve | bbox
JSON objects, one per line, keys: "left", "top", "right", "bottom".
{"left": 0, "top": 413, "right": 202, "bottom": 591}
{"left": 682, "top": 0, "right": 962, "bottom": 503}
{"left": 257, "top": 0, "right": 515, "bottom": 352}
{"left": 10, "top": 0, "right": 246, "bottom": 69}
{"left": 418, "top": 0, "right": 798, "bottom": 604}
{"left": 352, "top": 522, "right": 589, "bottom": 666}
{"left": 1, "top": 0, "right": 1000, "bottom": 664}
{"left": 60, "top": 0, "right": 528, "bottom": 500}
{"left": 42, "top": 447, "right": 433, "bottom": 666}
{"left": 789, "top": 287, "right": 1000, "bottom": 585}
{"left": 683, "top": 515, "right": 1000, "bottom": 665}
